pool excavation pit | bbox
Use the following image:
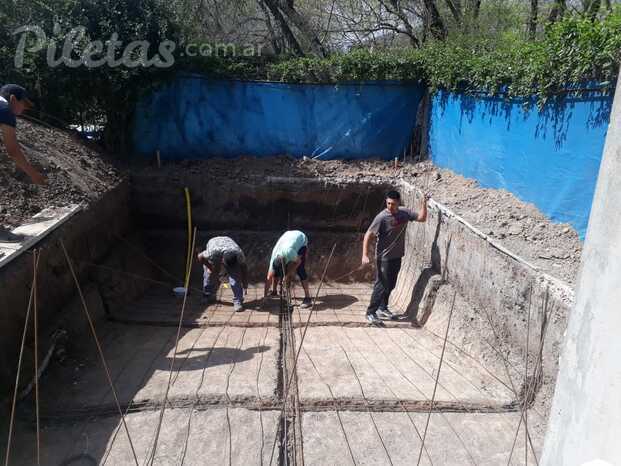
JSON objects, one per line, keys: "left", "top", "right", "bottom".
{"left": 1, "top": 170, "right": 574, "bottom": 466}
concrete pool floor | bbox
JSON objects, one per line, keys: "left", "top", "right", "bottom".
{"left": 10, "top": 283, "right": 545, "bottom": 465}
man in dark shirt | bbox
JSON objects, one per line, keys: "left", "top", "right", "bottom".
{"left": 362, "top": 190, "right": 429, "bottom": 324}
{"left": 0, "top": 84, "right": 46, "bottom": 185}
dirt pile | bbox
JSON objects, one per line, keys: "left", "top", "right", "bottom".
{"left": 407, "top": 162, "right": 582, "bottom": 286}
{"left": 0, "top": 117, "right": 123, "bottom": 228}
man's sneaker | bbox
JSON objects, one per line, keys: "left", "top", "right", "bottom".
{"left": 366, "top": 313, "right": 381, "bottom": 325}
{"left": 300, "top": 297, "right": 312, "bottom": 309}
{"left": 234, "top": 302, "right": 244, "bottom": 312}
{"left": 377, "top": 308, "right": 396, "bottom": 320}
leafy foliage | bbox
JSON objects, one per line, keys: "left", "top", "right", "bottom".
{"left": 259, "top": 11, "right": 621, "bottom": 99}
{"left": 0, "top": 1, "right": 619, "bottom": 153}
{"left": 0, "top": 0, "right": 182, "bottom": 152}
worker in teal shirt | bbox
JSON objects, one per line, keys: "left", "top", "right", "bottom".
{"left": 265, "top": 230, "right": 312, "bottom": 308}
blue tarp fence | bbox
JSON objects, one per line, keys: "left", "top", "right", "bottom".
{"left": 132, "top": 76, "right": 425, "bottom": 160}
{"left": 429, "top": 90, "right": 612, "bottom": 239}
{"left": 132, "top": 75, "right": 613, "bottom": 239}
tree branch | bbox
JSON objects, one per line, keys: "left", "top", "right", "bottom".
{"left": 444, "top": 0, "right": 462, "bottom": 23}
{"left": 260, "top": 0, "right": 305, "bottom": 55}
{"left": 422, "top": 0, "right": 447, "bottom": 41}
{"left": 274, "top": 0, "right": 328, "bottom": 56}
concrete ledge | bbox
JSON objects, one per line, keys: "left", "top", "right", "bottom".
{"left": 0, "top": 204, "right": 82, "bottom": 268}
{"left": 395, "top": 179, "right": 573, "bottom": 392}
{"left": 400, "top": 178, "right": 574, "bottom": 302}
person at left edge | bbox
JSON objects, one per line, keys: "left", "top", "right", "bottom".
{"left": 0, "top": 84, "right": 46, "bottom": 185}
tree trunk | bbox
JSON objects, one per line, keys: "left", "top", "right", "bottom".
{"left": 274, "top": 0, "right": 328, "bottom": 57}
{"left": 528, "top": 0, "right": 538, "bottom": 40}
{"left": 422, "top": 0, "right": 447, "bottom": 41}
{"left": 385, "top": 0, "right": 421, "bottom": 47}
{"left": 548, "top": 0, "right": 566, "bottom": 23}
{"left": 585, "top": 0, "right": 602, "bottom": 20}
{"left": 259, "top": 0, "right": 305, "bottom": 55}
{"left": 257, "top": 0, "right": 283, "bottom": 54}
{"left": 467, "top": 0, "right": 481, "bottom": 20}
{"left": 444, "top": 0, "right": 462, "bottom": 24}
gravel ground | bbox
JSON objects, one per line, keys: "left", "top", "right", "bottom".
{"left": 0, "top": 117, "right": 123, "bottom": 228}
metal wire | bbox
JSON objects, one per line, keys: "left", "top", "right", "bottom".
{"left": 366, "top": 318, "right": 495, "bottom": 465}
{"left": 102, "top": 283, "right": 229, "bottom": 464}
{"left": 144, "top": 227, "right": 198, "bottom": 466}
{"left": 60, "top": 240, "right": 140, "bottom": 466}
{"left": 268, "top": 245, "right": 337, "bottom": 466}
{"left": 477, "top": 255, "right": 541, "bottom": 461}
{"left": 300, "top": 346, "right": 357, "bottom": 465}
{"left": 309, "top": 281, "right": 434, "bottom": 464}
{"left": 417, "top": 291, "right": 457, "bottom": 466}
{"left": 100, "top": 330, "right": 177, "bottom": 465}
{"left": 4, "top": 250, "right": 40, "bottom": 466}
{"left": 98, "top": 241, "right": 265, "bottom": 464}
{"left": 332, "top": 330, "right": 394, "bottom": 466}
{"left": 391, "top": 323, "right": 532, "bottom": 448}
{"left": 338, "top": 328, "right": 436, "bottom": 465}
{"left": 177, "top": 301, "right": 229, "bottom": 465}
{"left": 410, "top": 326, "right": 514, "bottom": 393}
{"left": 506, "top": 287, "right": 542, "bottom": 466}
{"left": 33, "top": 249, "right": 41, "bottom": 466}
{"left": 177, "top": 240, "right": 263, "bottom": 465}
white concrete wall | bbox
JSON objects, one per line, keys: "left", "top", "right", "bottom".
{"left": 541, "top": 80, "right": 621, "bottom": 465}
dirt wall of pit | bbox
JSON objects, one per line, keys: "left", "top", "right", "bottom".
{"left": 392, "top": 180, "right": 573, "bottom": 415}
{"left": 131, "top": 174, "right": 392, "bottom": 232}
{"left": 0, "top": 180, "right": 158, "bottom": 405}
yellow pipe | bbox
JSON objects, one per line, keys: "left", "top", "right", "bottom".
{"left": 184, "top": 187, "right": 192, "bottom": 286}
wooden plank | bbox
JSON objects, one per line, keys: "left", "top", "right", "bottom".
{"left": 0, "top": 204, "right": 82, "bottom": 268}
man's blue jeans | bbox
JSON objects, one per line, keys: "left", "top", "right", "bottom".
{"left": 203, "top": 263, "right": 244, "bottom": 305}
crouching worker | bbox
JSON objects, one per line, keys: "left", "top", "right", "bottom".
{"left": 265, "top": 230, "right": 312, "bottom": 308}
{"left": 197, "top": 236, "right": 248, "bottom": 312}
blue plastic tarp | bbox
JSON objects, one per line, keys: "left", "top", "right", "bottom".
{"left": 132, "top": 76, "right": 425, "bottom": 160}
{"left": 430, "top": 91, "right": 612, "bottom": 239}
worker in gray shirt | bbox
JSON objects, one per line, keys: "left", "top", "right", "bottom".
{"left": 362, "top": 190, "right": 429, "bottom": 324}
{"left": 197, "top": 236, "right": 248, "bottom": 312}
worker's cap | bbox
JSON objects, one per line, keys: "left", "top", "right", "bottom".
{"left": 0, "top": 84, "right": 34, "bottom": 108}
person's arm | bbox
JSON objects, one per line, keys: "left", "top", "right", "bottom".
{"left": 265, "top": 271, "right": 274, "bottom": 297}
{"left": 196, "top": 250, "right": 205, "bottom": 265}
{"left": 415, "top": 193, "right": 430, "bottom": 223}
{"left": 241, "top": 263, "right": 249, "bottom": 291}
{"left": 362, "top": 213, "right": 382, "bottom": 265}
{"left": 265, "top": 255, "right": 277, "bottom": 297}
{"left": 362, "top": 231, "right": 375, "bottom": 265}
{"left": 1, "top": 125, "right": 45, "bottom": 185}
{"left": 196, "top": 251, "right": 214, "bottom": 271}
